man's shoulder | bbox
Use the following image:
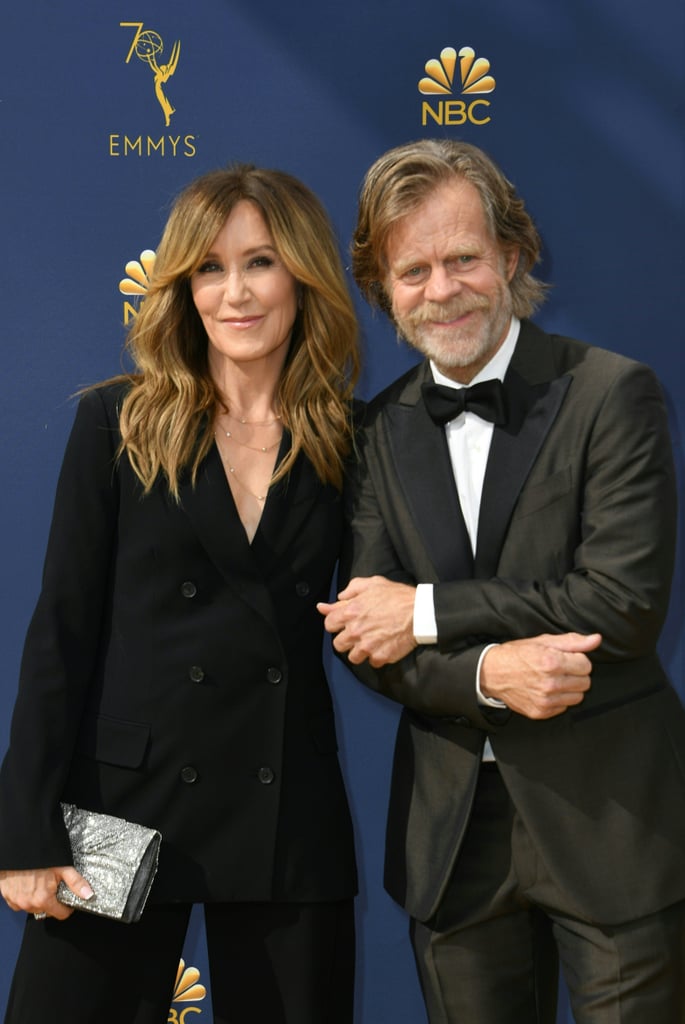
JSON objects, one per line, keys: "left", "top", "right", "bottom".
{"left": 363, "top": 361, "right": 427, "bottom": 424}
{"left": 520, "top": 319, "right": 654, "bottom": 383}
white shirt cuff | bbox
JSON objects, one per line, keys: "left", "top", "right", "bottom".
{"left": 413, "top": 583, "right": 437, "bottom": 644}
{"left": 476, "top": 643, "right": 507, "bottom": 707}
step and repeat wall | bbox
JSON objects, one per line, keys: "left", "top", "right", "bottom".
{"left": 1, "top": 2, "right": 683, "bottom": 1021}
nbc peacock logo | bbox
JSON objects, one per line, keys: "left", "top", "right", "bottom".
{"left": 167, "top": 959, "right": 207, "bottom": 1022}
{"left": 419, "top": 46, "right": 495, "bottom": 127}
{"left": 119, "top": 249, "right": 156, "bottom": 325}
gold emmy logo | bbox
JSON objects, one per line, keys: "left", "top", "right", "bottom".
{"left": 119, "top": 249, "right": 156, "bottom": 324}
{"left": 419, "top": 46, "right": 495, "bottom": 126}
{"left": 167, "top": 959, "right": 207, "bottom": 1022}
{"left": 121, "top": 22, "right": 181, "bottom": 126}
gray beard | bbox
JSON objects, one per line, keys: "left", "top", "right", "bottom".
{"left": 397, "top": 298, "right": 513, "bottom": 374}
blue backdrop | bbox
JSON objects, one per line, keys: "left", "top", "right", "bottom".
{"left": 1, "top": 2, "right": 683, "bottom": 1020}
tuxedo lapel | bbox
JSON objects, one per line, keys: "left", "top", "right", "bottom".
{"left": 386, "top": 367, "right": 474, "bottom": 582}
{"left": 378, "top": 323, "right": 572, "bottom": 583}
{"left": 475, "top": 326, "right": 571, "bottom": 578}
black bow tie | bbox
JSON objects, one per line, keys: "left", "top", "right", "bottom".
{"left": 422, "top": 379, "right": 507, "bottom": 426}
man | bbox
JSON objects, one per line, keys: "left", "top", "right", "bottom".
{"left": 319, "top": 140, "right": 685, "bottom": 1023}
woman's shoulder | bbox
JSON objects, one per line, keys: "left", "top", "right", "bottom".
{"left": 76, "top": 377, "right": 135, "bottom": 421}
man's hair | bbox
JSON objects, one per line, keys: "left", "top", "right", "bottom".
{"left": 351, "top": 139, "right": 547, "bottom": 320}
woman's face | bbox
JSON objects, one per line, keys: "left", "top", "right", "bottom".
{"left": 190, "top": 201, "right": 298, "bottom": 381}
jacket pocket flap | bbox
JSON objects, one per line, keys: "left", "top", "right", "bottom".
{"left": 77, "top": 714, "right": 151, "bottom": 769}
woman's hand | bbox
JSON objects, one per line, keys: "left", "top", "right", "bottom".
{"left": 0, "top": 866, "right": 94, "bottom": 920}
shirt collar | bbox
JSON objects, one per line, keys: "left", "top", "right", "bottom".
{"left": 430, "top": 316, "right": 520, "bottom": 389}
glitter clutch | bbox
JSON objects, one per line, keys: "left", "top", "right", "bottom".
{"left": 56, "top": 803, "right": 161, "bottom": 923}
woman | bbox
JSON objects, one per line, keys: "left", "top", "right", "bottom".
{"left": 0, "top": 165, "right": 360, "bottom": 1023}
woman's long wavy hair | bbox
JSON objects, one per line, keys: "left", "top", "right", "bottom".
{"left": 113, "top": 165, "right": 360, "bottom": 497}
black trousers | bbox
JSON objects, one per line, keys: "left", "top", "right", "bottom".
{"left": 410, "top": 764, "right": 685, "bottom": 1024}
{"left": 4, "top": 899, "right": 355, "bottom": 1024}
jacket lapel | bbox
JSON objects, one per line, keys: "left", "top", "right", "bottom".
{"left": 178, "top": 440, "right": 278, "bottom": 627}
{"left": 384, "top": 322, "right": 573, "bottom": 584}
{"left": 386, "top": 364, "right": 474, "bottom": 581}
{"left": 253, "top": 433, "right": 328, "bottom": 563}
{"left": 474, "top": 322, "right": 571, "bottom": 578}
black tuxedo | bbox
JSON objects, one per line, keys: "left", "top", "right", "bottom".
{"left": 0, "top": 382, "right": 356, "bottom": 905}
{"left": 339, "top": 320, "right": 685, "bottom": 991}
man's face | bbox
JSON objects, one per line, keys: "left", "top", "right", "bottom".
{"left": 384, "top": 179, "right": 519, "bottom": 383}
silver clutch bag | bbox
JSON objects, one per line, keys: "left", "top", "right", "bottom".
{"left": 56, "top": 803, "right": 161, "bottom": 923}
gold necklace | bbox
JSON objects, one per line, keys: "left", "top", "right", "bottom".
{"left": 227, "top": 463, "right": 269, "bottom": 502}
{"left": 224, "top": 410, "right": 282, "bottom": 427}
{"left": 215, "top": 433, "right": 272, "bottom": 502}
{"left": 219, "top": 428, "right": 281, "bottom": 454}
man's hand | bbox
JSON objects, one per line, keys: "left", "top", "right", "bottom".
{"left": 480, "top": 632, "right": 602, "bottom": 719}
{"left": 318, "top": 576, "right": 416, "bottom": 667}
{"left": 0, "top": 866, "right": 94, "bottom": 920}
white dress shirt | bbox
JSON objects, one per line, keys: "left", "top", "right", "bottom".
{"left": 413, "top": 317, "right": 521, "bottom": 752}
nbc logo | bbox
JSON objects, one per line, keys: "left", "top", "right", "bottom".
{"left": 167, "top": 959, "right": 207, "bottom": 1022}
{"left": 119, "top": 249, "right": 156, "bottom": 324}
{"left": 419, "top": 46, "right": 495, "bottom": 126}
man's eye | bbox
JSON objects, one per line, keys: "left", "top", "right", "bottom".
{"left": 442, "top": 255, "right": 476, "bottom": 274}
{"left": 402, "top": 266, "right": 426, "bottom": 282}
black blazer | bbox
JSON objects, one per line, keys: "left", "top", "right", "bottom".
{"left": 340, "top": 319, "right": 685, "bottom": 924}
{"left": 0, "top": 383, "right": 357, "bottom": 904}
